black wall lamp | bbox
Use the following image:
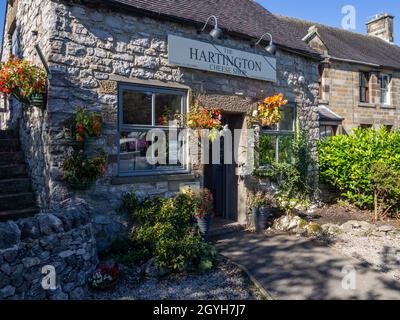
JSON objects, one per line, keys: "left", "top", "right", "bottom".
{"left": 200, "top": 15, "right": 223, "bottom": 40}
{"left": 252, "top": 32, "right": 277, "bottom": 56}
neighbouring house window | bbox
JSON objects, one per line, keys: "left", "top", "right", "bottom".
{"left": 385, "top": 125, "right": 393, "bottom": 131}
{"left": 380, "top": 74, "right": 392, "bottom": 105}
{"left": 259, "top": 104, "right": 296, "bottom": 165}
{"left": 318, "top": 65, "right": 324, "bottom": 99}
{"left": 360, "top": 124, "right": 373, "bottom": 129}
{"left": 118, "top": 84, "right": 187, "bottom": 176}
{"left": 320, "top": 125, "right": 337, "bottom": 139}
{"left": 359, "top": 72, "right": 370, "bottom": 103}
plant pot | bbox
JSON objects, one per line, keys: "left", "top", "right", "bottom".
{"left": 196, "top": 216, "right": 211, "bottom": 242}
{"left": 255, "top": 213, "right": 267, "bottom": 233}
{"left": 89, "top": 277, "right": 119, "bottom": 291}
{"left": 29, "top": 93, "right": 47, "bottom": 109}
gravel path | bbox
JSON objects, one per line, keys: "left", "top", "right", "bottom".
{"left": 89, "top": 260, "right": 263, "bottom": 300}
{"left": 329, "top": 232, "right": 400, "bottom": 281}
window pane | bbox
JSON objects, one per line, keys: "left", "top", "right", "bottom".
{"left": 279, "top": 106, "right": 294, "bottom": 131}
{"left": 278, "top": 135, "right": 294, "bottom": 164}
{"left": 155, "top": 94, "right": 182, "bottom": 126}
{"left": 122, "top": 91, "right": 152, "bottom": 125}
{"left": 259, "top": 135, "right": 277, "bottom": 166}
{"left": 119, "top": 129, "right": 184, "bottom": 173}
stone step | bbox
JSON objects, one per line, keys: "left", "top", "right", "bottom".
{"left": 0, "top": 139, "right": 20, "bottom": 152}
{"left": 0, "top": 192, "right": 36, "bottom": 211}
{"left": 0, "top": 207, "right": 39, "bottom": 222}
{"left": 0, "top": 178, "right": 32, "bottom": 194}
{"left": 0, "top": 152, "right": 25, "bottom": 165}
{"left": 0, "top": 130, "right": 16, "bottom": 139}
{"left": 0, "top": 164, "right": 27, "bottom": 179}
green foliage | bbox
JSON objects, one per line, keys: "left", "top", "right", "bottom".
{"left": 119, "top": 192, "right": 218, "bottom": 273}
{"left": 108, "top": 238, "right": 151, "bottom": 266}
{"left": 254, "top": 129, "right": 313, "bottom": 198}
{"left": 119, "top": 191, "right": 139, "bottom": 214}
{"left": 318, "top": 127, "right": 400, "bottom": 211}
{"left": 370, "top": 162, "right": 400, "bottom": 219}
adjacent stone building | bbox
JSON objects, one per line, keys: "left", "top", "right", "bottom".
{"left": 278, "top": 14, "right": 400, "bottom": 135}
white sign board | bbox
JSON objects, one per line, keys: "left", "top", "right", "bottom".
{"left": 168, "top": 35, "right": 276, "bottom": 82}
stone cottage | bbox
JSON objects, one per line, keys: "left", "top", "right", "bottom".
{"left": 277, "top": 13, "right": 400, "bottom": 136}
{"left": 0, "top": 0, "right": 323, "bottom": 253}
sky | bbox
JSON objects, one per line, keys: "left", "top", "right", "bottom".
{"left": 0, "top": 0, "right": 398, "bottom": 46}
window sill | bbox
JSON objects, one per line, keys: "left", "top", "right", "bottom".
{"left": 111, "top": 173, "right": 196, "bottom": 185}
{"left": 381, "top": 104, "right": 396, "bottom": 110}
{"left": 318, "top": 99, "right": 329, "bottom": 105}
{"left": 358, "top": 102, "right": 376, "bottom": 108}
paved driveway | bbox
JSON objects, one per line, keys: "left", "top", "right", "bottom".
{"left": 215, "top": 232, "right": 400, "bottom": 300}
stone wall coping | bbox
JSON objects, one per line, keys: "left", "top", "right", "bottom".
{"left": 111, "top": 173, "right": 197, "bottom": 185}
{"left": 109, "top": 75, "right": 191, "bottom": 91}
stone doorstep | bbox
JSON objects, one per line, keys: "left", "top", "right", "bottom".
{"left": 0, "top": 192, "right": 36, "bottom": 211}
{"left": 0, "top": 206, "right": 39, "bottom": 221}
{"left": 0, "top": 152, "right": 25, "bottom": 165}
{"left": 0, "top": 178, "right": 32, "bottom": 194}
{"left": 209, "top": 218, "right": 247, "bottom": 239}
{"left": 0, "top": 164, "right": 27, "bottom": 179}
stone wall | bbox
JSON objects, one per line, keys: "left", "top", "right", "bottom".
{"left": 0, "top": 200, "right": 98, "bottom": 300}
{"left": 322, "top": 60, "right": 400, "bottom": 133}
{"left": 5, "top": 0, "right": 320, "bottom": 250}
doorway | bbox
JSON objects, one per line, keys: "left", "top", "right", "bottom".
{"left": 204, "top": 113, "right": 244, "bottom": 222}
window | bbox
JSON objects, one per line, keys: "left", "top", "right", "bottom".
{"left": 380, "top": 74, "right": 391, "bottom": 105}
{"left": 360, "top": 124, "right": 373, "bottom": 129}
{"left": 320, "top": 125, "right": 337, "bottom": 139}
{"left": 259, "top": 104, "right": 296, "bottom": 165}
{"left": 359, "top": 72, "right": 370, "bottom": 103}
{"left": 318, "top": 65, "right": 324, "bottom": 99}
{"left": 118, "top": 84, "right": 187, "bottom": 176}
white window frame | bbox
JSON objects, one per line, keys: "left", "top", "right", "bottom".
{"left": 380, "top": 73, "right": 392, "bottom": 105}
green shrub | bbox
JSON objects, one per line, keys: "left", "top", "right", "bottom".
{"left": 119, "top": 192, "right": 218, "bottom": 273}
{"left": 254, "top": 129, "right": 313, "bottom": 199}
{"left": 318, "top": 127, "right": 400, "bottom": 211}
{"left": 370, "top": 162, "right": 400, "bottom": 219}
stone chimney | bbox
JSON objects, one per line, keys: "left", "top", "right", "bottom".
{"left": 366, "top": 13, "right": 394, "bottom": 43}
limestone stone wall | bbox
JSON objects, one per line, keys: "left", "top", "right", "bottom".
{"left": 322, "top": 61, "right": 400, "bottom": 133}
{"left": 0, "top": 200, "right": 98, "bottom": 300}
{"left": 5, "top": 0, "right": 320, "bottom": 250}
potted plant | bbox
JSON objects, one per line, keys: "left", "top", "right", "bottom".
{"left": 248, "top": 190, "right": 271, "bottom": 232}
{"left": 64, "top": 107, "right": 103, "bottom": 150}
{"left": 192, "top": 188, "right": 214, "bottom": 242}
{"left": 89, "top": 262, "right": 119, "bottom": 291}
{"left": 249, "top": 93, "right": 288, "bottom": 128}
{"left": 61, "top": 150, "right": 107, "bottom": 190}
{"left": 186, "top": 101, "right": 223, "bottom": 142}
{"left": 0, "top": 55, "right": 48, "bottom": 108}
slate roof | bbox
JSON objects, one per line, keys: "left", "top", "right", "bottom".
{"left": 103, "top": 0, "right": 400, "bottom": 69}
{"left": 276, "top": 15, "right": 400, "bottom": 70}
{"left": 104, "top": 0, "right": 320, "bottom": 57}
{"left": 318, "top": 105, "right": 343, "bottom": 124}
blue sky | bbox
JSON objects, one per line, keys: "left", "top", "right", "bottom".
{"left": 0, "top": 0, "right": 398, "bottom": 46}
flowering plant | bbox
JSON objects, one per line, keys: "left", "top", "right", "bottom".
{"left": 62, "top": 150, "right": 107, "bottom": 188}
{"left": 191, "top": 188, "right": 215, "bottom": 219}
{"left": 248, "top": 190, "right": 272, "bottom": 209}
{"left": 186, "top": 102, "right": 223, "bottom": 141}
{"left": 250, "top": 94, "right": 288, "bottom": 127}
{"left": 65, "top": 107, "right": 103, "bottom": 143}
{"left": 89, "top": 263, "right": 119, "bottom": 289}
{"left": 0, "top": 55, "right": 47, "bottom": 103}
